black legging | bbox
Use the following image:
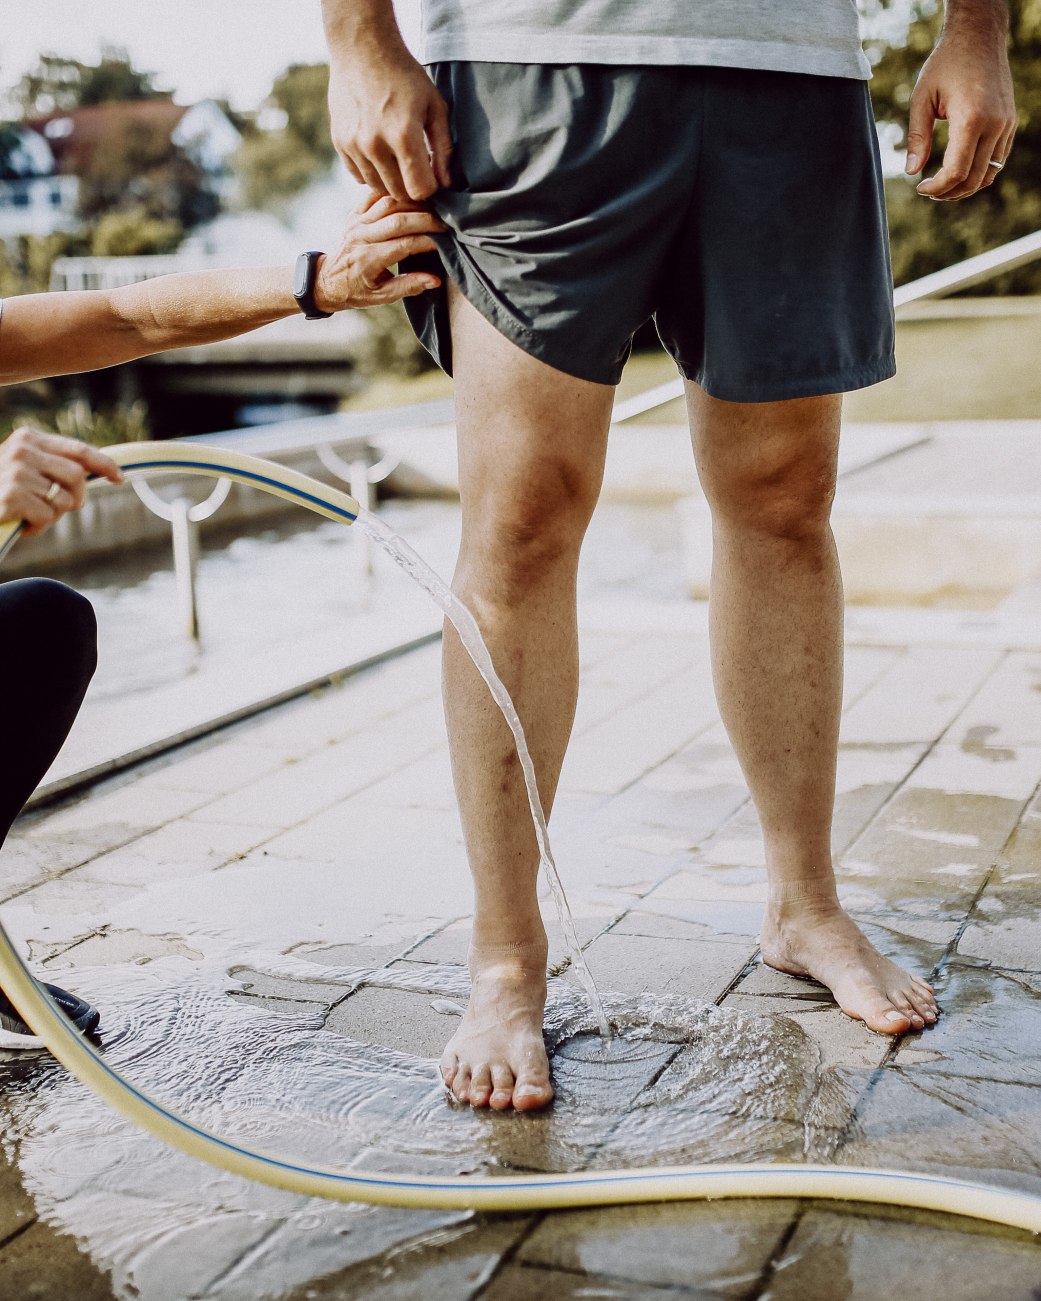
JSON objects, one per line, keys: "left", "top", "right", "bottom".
{"left": 0, "top": 578, "right": 98, "bottom": 844}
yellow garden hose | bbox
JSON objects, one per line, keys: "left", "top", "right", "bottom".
{"left": 2, "top": 439, "right": 1039, "bottom": 1232}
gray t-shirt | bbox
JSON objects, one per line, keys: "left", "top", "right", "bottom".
{"left": 421, "top": 1, "right": 870, "bottom": 80}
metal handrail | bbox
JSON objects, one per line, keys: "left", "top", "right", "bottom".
{"left": 612, "top": 227, "right": 1041, "bottom": 425}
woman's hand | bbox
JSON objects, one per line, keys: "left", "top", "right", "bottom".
{"left": 0, "top": 428, "right": 124, "bottom": 537}
{"left": 313, "top": 193, "right": 445, "bottom": 312}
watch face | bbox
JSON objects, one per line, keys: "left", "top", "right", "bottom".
{"left": 293, "top": 253, "right": 312, "bottom": 299}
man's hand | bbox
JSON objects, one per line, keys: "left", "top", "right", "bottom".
{"left": 314, "top": 193, "right": 444, "bottom": 312}
{"left": 327, "top": 43, "right": 452, "bottom": 203}
{"left": 0, "top": 428, "right": 123, "bottom": 537}
{"left": 905, "top": 15, "right": 1017, "bottom": 201}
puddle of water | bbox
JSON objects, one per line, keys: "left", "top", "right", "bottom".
{"left": 0, "top": 955, "right": 848, "bottom": 1300}
{"left": 356, "top": 508, "right": 609, "bottom": 1037}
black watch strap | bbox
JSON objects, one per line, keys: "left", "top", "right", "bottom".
{"left": 293, "top": 250, "right": 332, "bottom": 319}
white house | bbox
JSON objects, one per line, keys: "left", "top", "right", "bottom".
{"left": 0, "top": 98, "right": 242, "bottom": 241}
{"left": 0, "top": 125, "right": 78, "bottom": 238}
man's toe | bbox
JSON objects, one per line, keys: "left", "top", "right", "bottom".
{"left": 452, "top": 1066, "right": 472, "bottom": 1103}
{"left": 859, "top": 994, "right": 913, "bottom": 1034}
{"left": 909, "top": 988, "right": 937, "bottom": 1022}
{"left": 469, "top": 1066, "right": 493, "bottom": 1107}
{"left": 513, "top": 1071, "right": 553, "bottom": 1112}
{"left": 489, "top": 1064, "right": 515, "bottom": 1111}
{"left": 440, "top": 1053, "right": 459, "bottom": 1088}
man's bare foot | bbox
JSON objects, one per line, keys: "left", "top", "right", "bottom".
{"left": 760, "top": 894, "right": 938, "bottom": 1035}
{"left": 439, "top": 936, "right": 554, "bottom": 1111}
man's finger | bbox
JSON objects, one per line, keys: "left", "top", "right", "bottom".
{"left": 426, "top": 97, "right": 454, "bottom": 190}
{"left": 366, "top": 138, "right": 412, "bottom": 202}
{"left": 916, "top": 114, "right": 979, "bottom": 197}
{"left": 944, "top": 126, "right": 1006, "bottom": 198}
{"left": 905, "top": 88, "right": 936, "bottom": 176}
{"left": 395, "top": 121, "right": 440, "bottom": 201}
{"left": 340, "top": 152, "right": 367, "bottom": 188}
{"left": 348, "top": 149, "right": 390, "bottom": 198}
{"left": 931, "top": 123, "right": 1004, "bottom": 197}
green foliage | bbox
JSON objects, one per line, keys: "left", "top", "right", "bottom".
{"left": 236, "top": 131, "right": 323, "bottom": 210}
{"left": 351, "top": 302, "right": 434, "bottom": 380}
{"left": 88, "top": 208, "right": 183, "bottom": 257}
{"left": 13, "top": 49, "right": 170, "bottom": 117}
{"left": 869, "top": 0, "right": 1041, "bottom": 289}
{"left": 0, "top": 399, "right": 150, "bottom": 447}
{"left": 270, "top": 64, "right": 336, "bottom": 163}
{"left": 0, "top": 231, "right": 84, "bottom": 295}
{"left": 234, "top": 63, "right": 334, "bottom": 207}
{"left": 52, "top": 398, "right": 151, "bottom": 446}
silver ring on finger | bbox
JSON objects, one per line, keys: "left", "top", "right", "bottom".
{"left": 44, "top": 480, "right": 61, "bottom": 503}
{"left": 988, "top": 159, "right": 1005, "bottom": 171}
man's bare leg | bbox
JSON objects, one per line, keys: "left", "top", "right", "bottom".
{"left": 440, "top": 286, "right": 614, "bottom": 1109}
{"left": 688, "top": 385, "right": 938, "bottom": 1034}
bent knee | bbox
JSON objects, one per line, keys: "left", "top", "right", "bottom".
{"left": 3, "top": 579, "right": 98, "bottom": 678}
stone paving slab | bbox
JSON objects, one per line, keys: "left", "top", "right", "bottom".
{"left": 516, "top": 1200, "right": 799, "bottom": 1297}
{"left": 5, "top": 602, "right": 1041, "bottom": 1297}
{"left": 769, "top": 1206, "right": 1041, "bottom": 1301}
{"left": 838, "top": 1070, "right": 1041, "bottom": 1195}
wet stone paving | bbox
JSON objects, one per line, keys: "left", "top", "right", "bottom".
{"left": 4, "top": 601, "right": 1041, "bottom": 1298}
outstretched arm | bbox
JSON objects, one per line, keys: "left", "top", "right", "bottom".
{"left": 905, "top": 0, "right": 1017, "bottom": 200}
{"left": 0, "top": 194, "right": 442, "bottom": 386}
{"left": 323, "top": 0, "right": 452, "bottom": 201}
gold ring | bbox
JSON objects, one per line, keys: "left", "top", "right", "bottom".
{"left": 44, "top": 480, "right": 61, "bottom": 502}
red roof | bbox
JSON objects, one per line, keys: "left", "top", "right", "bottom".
{"left": 27, "top": 100, "right": 189, "bottom": 175}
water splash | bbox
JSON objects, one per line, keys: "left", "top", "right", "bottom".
{"left": 356, "top": 508, "right": 610, "bottom": 1036}
{"left": 1, "top": 955, "right": 849, "bottom": 1300}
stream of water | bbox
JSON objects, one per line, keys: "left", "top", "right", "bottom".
{"left": 355, "top": 507, "right": 611, "bottom": 1038}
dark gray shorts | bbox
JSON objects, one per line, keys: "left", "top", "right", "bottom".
{"left": 403, "top": 62, "right": 895, "bottom": 402}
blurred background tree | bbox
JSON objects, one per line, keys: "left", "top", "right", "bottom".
{"left": 867, "top": 0, "right": 1041, "bottom": 290}
{"left": 12, "top": 48, "right": 170, "bottom": 116}
{"left": 235, "top": 63, "right": 335, "bottom": 208}
{"left": 77, "top": 116, "right": 217, "bottom": 230}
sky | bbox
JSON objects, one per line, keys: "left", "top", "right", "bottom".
{"left": 0, "top": 0, "right": 423, "bottom": 112}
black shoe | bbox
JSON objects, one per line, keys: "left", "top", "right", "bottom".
{"left": 0, "top": 981, "right": 100, "bottom": 1049}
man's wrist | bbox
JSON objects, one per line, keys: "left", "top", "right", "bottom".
{"left": 324, "top": 0, "right": 408, "bottom": 66}
{"left": 941, "top": 0, "right": 1009, "bottom": 43}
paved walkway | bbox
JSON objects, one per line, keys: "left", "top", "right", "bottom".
{"left": 4, "top": 599, "right": 1041, "bottom": 1299}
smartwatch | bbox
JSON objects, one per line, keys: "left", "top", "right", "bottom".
{"left": 292, "top": 251, "right": 332, "bottom": 319}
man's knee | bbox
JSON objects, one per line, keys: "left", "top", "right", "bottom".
{"left": 706, "top": 457, "right": 836, "bottom": 541}
{"left": 692, "top": 391, "right": 840, "bottom": 540}
{"left": 462, "top": 459, "right": 599, "bottom": 597}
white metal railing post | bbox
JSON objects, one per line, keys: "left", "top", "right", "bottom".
{"left": 317, "top": 443, "right": 398, "bottom": 576}
{"left": 131, "top": 474, "right": 232, "bottom": 639}
{"left": 170, "top": 498, "right": 200, "bottom": 638}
